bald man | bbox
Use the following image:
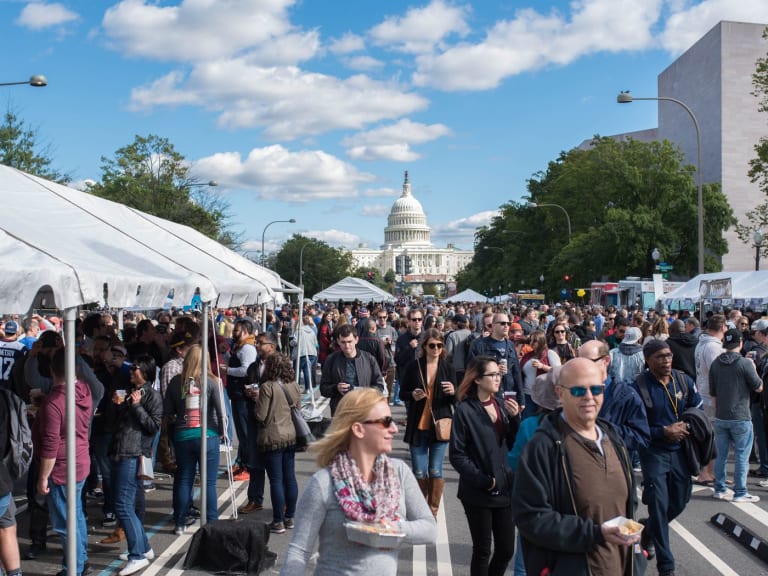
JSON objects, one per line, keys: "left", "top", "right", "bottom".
{"left": 512, "top": 359, "right": 640, "bottom": 576}
{"left": 578, "top": 340, "right": 649, "bottom": 452}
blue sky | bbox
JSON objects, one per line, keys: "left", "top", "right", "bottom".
{"left": 2, "top": 0, "right": 768, "bottom": 257}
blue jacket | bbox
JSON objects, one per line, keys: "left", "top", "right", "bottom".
{"left": 598, "top": 375, "right": 650, "bottom": 451}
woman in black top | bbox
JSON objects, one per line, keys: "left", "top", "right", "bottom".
{"left": 449, "top": 355, "right": 521, "bottom": 576}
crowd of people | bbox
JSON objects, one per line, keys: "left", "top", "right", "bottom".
{"left": 0, "top": 299, "right": 767, "bottom": 576}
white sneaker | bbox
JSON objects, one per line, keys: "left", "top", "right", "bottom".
{"left": 119, "top": 557, "right": 150, "bottom": 576}
{"left": 758, "top": 479, "right": 768, "bottom": 488}
{"left": 712, "top": 490, "right": 733, "bottom": 501}
{"left": 119, "top": 549, "right": 155, "bottom": 561}
{"left": 733, "top": 493, "right": 761, "bottom": 503}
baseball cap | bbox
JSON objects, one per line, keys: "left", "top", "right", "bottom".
{"left": 752, "top": 319, "right": 768, "bottom": 333}
{"left": 622, "top": 327, "right": 642, "bottom": 345}
{"left": 4, "top": 321, "right": 18, "bottom": 335}
{"left": 723, "top": 328, "right": 742, "bottom": 350}
{"left": 509, "top": 322, "right": 523, "bottom": 332}
{"left": 170, "top": 331, "right": 197, "bottom": 349}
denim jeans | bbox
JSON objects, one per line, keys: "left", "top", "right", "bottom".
{"left": 298, "top": 355, "right": 317, "bottom": 392}
{"left": 714, "top": 418, "right": 754, "bottom": 497}
{"left": 463, "top": 502, "right": 516, "bottom": 576}
{"left": 173, "top": 436, "right": 220, "bottom": 527}
{"left": 513, "top": 531, "right": 526, "bottom": 575}
{"left": 409, "top": 429, "right": 449, "bottom": 479}
{"left": 245, "top": 417, "right": 266, "bottom": 504}
{"left": 143, "top": 431, "right": 161, "bottom": 489}
{"left": 47, "top": 479, "right": 87, "bottom": 575}
{"left": 261, "top": 448, "right": 298, "bottom": 523}
{"left": 639, "top": 447, "right": 691, "bottom": 574}
{"left": 230, "top": 398, "right": 250, "bottom": 466}
{"left": 751, "top": 404, "right": 768, "bottom": 473}
{"left": 113, "top": 457, "right": 151, "bottom": 561}
{"left": 92, "top": 431, "right": 114, "bottom": 517}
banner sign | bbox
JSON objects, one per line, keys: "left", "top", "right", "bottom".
{"left": 699, "top": 278, "right": 732, "bottom": 300}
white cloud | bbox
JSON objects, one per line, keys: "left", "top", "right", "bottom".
{"left": 102, "top": 0, "right": 315, "bottom": 64}
{"left": 130, "top": 60, "right": 429, "bottom": 140}
{"left": 343, "top": 55, "right": 385, "bottom": 72}
{"left": 16, "top": 2, "right": 79, "bottom": 30}
{"left": 342, "top": 119, "right": 452, "bottom": 161}
{"left": 329, "top": 32, "right": 365, "bottom": 54}
{"left": 303, "top": 229, "right": 361, "bottom": 248}
{"left": 660, "top": 0, "right": 768, "bottom": 54}
{"left": 192, "top": 144, "right": 376, "bottom": 202}
{"left": 432, "top": 210, "right": 499, "bottom": 244}
{"left": 362, "top": 187, "right": 400, "bottom": 198}
{"left": 369, "top": 0, "right": 471, "bottom": 53}
{"left": 413, "top": 0, "right": 663, "bottom": 90}
{"left": 361, "top": 204, "right": 390, "bottom": 217}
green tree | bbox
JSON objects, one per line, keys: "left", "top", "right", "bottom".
{"left": 351, "top": 265, "right": 389, "bottom": 291}
{"left": 87, "top": 134, "right": 234, "bottom": 246}
{"left": 464, "top": 136, "right": 733, "bottom": 294}
{"left": 735, "top": 28, "right": 768, "bottom": 257}
{"left": 0, "top": 108, "right": 70, "bottom": 183}
{"left": 273, "top": 235, "right": 353, "bottom": 297}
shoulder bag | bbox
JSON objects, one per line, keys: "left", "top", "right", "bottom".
{"left": 419, "top": 363, "right": 453, "bottom": 442}
{"left": 277, "top": 381, "right": 315, "bottom": 451}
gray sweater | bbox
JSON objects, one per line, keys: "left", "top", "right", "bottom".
{"left": 280, "top": 458, "right": 436, "bottom": 575}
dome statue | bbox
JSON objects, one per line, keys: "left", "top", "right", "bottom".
{"left": 384, "top": 171, "right": 432, "bottom": 247}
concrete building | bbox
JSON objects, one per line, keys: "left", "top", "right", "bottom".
{"left": 351, "top": 171, "right": 474, "bottom": 293}
{"left": 614, "top": 21, "right": 768, "bottom": 271}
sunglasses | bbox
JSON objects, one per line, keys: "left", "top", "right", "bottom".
{"left": 130, "top": 364, "right": 140, "bottom": 372}
{"left": 494, "top": 321, "right": 510, "bottom": 326}
{"left": 410, "top": 317, "right": 423, "bottom": 322}
{"left": 484, "top": 324, "right": 493, "bottom": 329}
{"left": 587, "top": 354, "right": 607, "bottom": 363}
{"left": 378, "top": 316, "right": 388, "bottom": 320}
{"left": 554, "top": 329, "right": 566, "bottom": 334}
{"left": 426, "top": 342, "right": 444, "bottom": 350}
{"left": 561, "top": 385, "right": 605, "bottom": 397}
{"left": 362, "top": 416, "right": 396, "bottom": 428}
{"left": 482, "top": 372, "right": 502, "bottom": 378}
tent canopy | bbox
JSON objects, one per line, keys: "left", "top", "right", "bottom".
{"left": 662, "top": 271, "right": 768, "bottom": 307}
{"left": 0, "top": 166, "right": 288, "bottom": 312}
{"left": 313, "top": 276, "right": 395, "bottom": 303}
{"left": 442, "top": 288, "right": 488, "bottom": 303}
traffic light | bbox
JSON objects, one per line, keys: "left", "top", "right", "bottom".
{"left": 564, "top": 274, "right": 570, "bottom": 283}
{"left": 367, "top": 271, "right": 375, "bottom": 280}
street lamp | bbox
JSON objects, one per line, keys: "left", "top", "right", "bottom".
{"left": 260, "top": 219, "right": 296, "bottom": 267}
{"left": 754, "top": 229, "right": 763, "bottom": 272}
{"left": 299, "top": 243, "right": 310, "bottom": 287}
{"left": 188, "top": 180, "right": 218, "bottom": 188}
{"left": 527, "top": 202, "right": 572, "bottom": 238}
{"left": 482, "top": 246, "right": 504, "bottom": 255}
{"left": 539, "top": 274, "right": 545, "bottom": 291}
{"left": 0, "top": 75, "right": 47, "bottom": 87}
{"left": 652, "top": 247, "right": 660, "bottom": 264}
{"left": 618, "top": 91, "right": 704, "bottom": 276}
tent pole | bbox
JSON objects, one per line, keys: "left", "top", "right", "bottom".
{"left": 64, "top": 307, "right": 77, "bottom": 576}
{"left": 200, "top": 302, "right": 209, "bottom": 526}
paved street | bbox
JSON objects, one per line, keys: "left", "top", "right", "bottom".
{"left": 14, "top": 398, "right": 768, "bottom": 575}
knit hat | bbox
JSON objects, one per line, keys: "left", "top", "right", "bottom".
{"left": 643, "top": 339, "right": 671, "bottom": 359}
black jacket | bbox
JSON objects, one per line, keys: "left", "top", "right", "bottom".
{"left": 667, "top": 333, "right": 698, "bottom": 379}
{"left": 467, "top": 336, "right": 524, "bottom": 403}
{"left": 511, "top": 411, "right": 637, "bottom": 576}
{"left": 320, "top": 349, "right": 385, "bottom": 414}
{"left": 449, "top": 395, "right": 520, "bottom": 508}
{"left": 399, "top": 358, "right": 457, "bottom": 444}
{"left": 109, "top": 385, "right": 163, "bottom": 461}
{"left": 681, "top": 407, "right": 716, "bottom": 476}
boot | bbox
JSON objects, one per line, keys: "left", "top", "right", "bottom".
{"left": 428, "top": 478, "right": 445, "bottom": 518}
{"left": 417, "top": 477, "right": 430, "bottom": 502}
{"left": 100, "top": 527, "right": 125, "bottom": 545}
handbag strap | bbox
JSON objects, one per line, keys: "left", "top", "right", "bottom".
{"left": 275, "top": 380, "right": 297, "bottom": 409}
{"left": 418, "top": 361, "right": 453, "bottom": 426}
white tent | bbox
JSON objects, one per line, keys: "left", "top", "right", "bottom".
{"left": 662, "top": 271, "right": 768, "bottom": 308}
{"left": 313, "top": 276, "right": 395, "bottom": 303}
{"left": 442, "top": 288, "right": 488, "bottom": 303}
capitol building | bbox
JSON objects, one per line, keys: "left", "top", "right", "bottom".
{"left": 351, "top": 172, "right": 474, "bottom": 291}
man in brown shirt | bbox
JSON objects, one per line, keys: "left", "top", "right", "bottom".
{"left": 512, "top": 359, "right": 640, "bottom": 575}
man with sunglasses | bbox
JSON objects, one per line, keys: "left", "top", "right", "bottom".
{"left": 468, "top": 313, "right": 524, "bottom": 408}
{"left": 395, "top": 308, "right": 425, "bottom": 386}
{"left": 375, "top": 310, "right": 399, "bottom": 405}
{"left": 632, "top": 340, "right": 702, "bottom": 576}
{"left": 512, "top": 358, "right": 640, "bottom": 576}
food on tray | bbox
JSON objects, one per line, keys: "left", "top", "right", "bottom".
{"left": 619, "top": 519, "right": 643, "bottom": 535}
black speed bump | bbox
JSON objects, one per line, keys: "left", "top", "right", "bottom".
{"left": 710, "top": 513, "right": 768, "bottom": 565}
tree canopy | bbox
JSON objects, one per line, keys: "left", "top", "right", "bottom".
{"left": 457, "top": 136, "right": 734, "bottom": 297}
{"left": 0, "top": 108, "right": 70, "bottom": 183}
{"left": 273, "top": 235, "right": 353, "bottom": 297}
{"left": 87, "top": 134, "right": 235, "bottom": 247}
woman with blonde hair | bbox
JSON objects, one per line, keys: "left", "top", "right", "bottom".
{"left": 164, "top": 345, "right": 224, "bottom": 535}
{"left": 281, "top": 388, "right": 435, "bottom": 575}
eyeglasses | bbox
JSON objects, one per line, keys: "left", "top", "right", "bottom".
{"left": 378, "top": 316, "right": 388, "bottom": 320}
{"left": 426, "top": 342, "right": 444, "bottom": 350}
{"left": 362, "top": 416, "right": 396, "bottom": 428}
{"left": 484, "top": 324, "right": 493, "bottom": 329}
{"left": 553, "top": 329, "right": 566, "bottom": 334}
{"left": 410, "top": 317, "right": 423, "bottom": 322}
{"left": 482, "top": 372, "right": 502, "bottom": 378}
{"left": 651, "top": 353, "right": 674, "bottom": 361}
{"left": 587, "top": 354, "right": 607, "bottom": 363}
{"left": 130, "top": 364, "right": 140, "bottom": 372}
{"left": 560, "top": 385, "right": 605, "bottom": 397}
{"left": 494, "top": 321, "right": 510, "bottom": 326}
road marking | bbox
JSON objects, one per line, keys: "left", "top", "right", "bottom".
{"left": 435, "top": 494, "right": 453, "bottom": 576}
{"left": 412, "top": 542, "right": 427, "bottom": 576}
{"left": 730, "top": 501, "right": 768, "bottom": 528}
{"left": 670, "top": 519, "right": 740, "bottom": 576}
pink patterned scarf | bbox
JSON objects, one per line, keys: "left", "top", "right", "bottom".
{"left": 329, "top": 451, "right": 401, "bottom": 523}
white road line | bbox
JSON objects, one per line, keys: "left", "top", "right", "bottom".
{"left": 730, "top": 501, "right": 768, "bottom": 527}
{"left": 670, "top": 519, "right": 740, "bottom": 576}
{"left": 435, "top": 495, "right": 453, "bottom": 576}
{"left": 140, "top": 479, "right": 249, "bottom": 576}
{"left": 412, "top": 542, "right": 427, "bottom": 576}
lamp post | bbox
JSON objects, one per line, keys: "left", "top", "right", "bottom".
{"left": 527, "top": 202, "right": 571, "bottom": 238}
{"left": 188, "top": 180, "right": 218, "bottom": 188}
{"left": 754, "top": 229, "right": 763, "bottom": 272}
{"left": 0, "top": 75, "right": 47, "bottom": 87}
{"left": 618, "top": 91, "right": 704, "bottom": 276}
{"left": 299, "top": 243, "right": 310, "bottom": 287}
{"left": 540, "top": 274, "right": 545, "bottom": 292}
{"left": 260, "top": 219, "right": 296, "bottom": 267}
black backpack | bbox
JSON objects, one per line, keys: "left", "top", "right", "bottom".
{"left": 1, "top": 389, "right": 33, "bottom": 477}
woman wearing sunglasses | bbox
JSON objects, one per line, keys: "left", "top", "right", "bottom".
{"left": 398, "top": 328, "right": 457, "bottom": 517}
{"left": 109, "top": 354, "right": 163, "bottom": 576}
{"left": 281, "top": 388, "right": 435, "bottom": 575}
{"left": 450, "top": 355, "right": 521, "bottom": 576}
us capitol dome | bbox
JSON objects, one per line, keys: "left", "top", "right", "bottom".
{"left": 351, "top": 171, "right": 474, "bottom": 293}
